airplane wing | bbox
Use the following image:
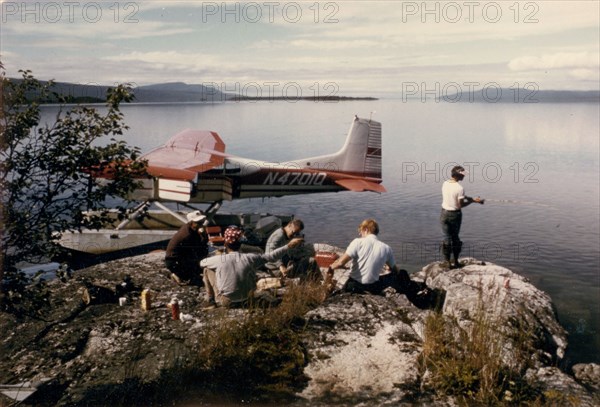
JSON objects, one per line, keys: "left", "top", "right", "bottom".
{"left": 335, "top": 179, "right": 387, "bottom": 193}
{"left": 140, "top": 130, "right": 226, "bottom": 181}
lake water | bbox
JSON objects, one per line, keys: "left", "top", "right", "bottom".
{"left": 40, "top": 99, "right": 599, "bottom": 366}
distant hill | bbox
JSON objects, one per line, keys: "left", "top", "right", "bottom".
{"left": 444, "top": 88, "right": 600, "bottom": 103}
{"left": 5, "top": 79, "right": 232, "bottom": 103}
{"left": 132, "top": 82, "right": 232, "bottom": 102}
{"left": 4, "top": 79, "right": 109, "bottom": 103}
{"left": 7, "top": 78, "right": 595, "bottom": 104}
{"left": 6, "top": 79, "right": 377, "bottom": 103}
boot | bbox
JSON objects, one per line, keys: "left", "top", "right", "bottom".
{"left": 451, "top": 240, "right": 463, "bottom": 268}
{"left": 441, "top": 242, "right": 452, "bottom": 268}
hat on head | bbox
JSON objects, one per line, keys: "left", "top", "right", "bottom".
{"left": 186, "top": 210, "right": 206, "bottom": 223}
{"left": 224, "top": 226, "right": 243, "bottom": 246}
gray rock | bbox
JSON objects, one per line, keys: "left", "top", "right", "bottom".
{"left": 525, "top": 367, "right": 598, "bottom": 406}
{"left": 573, "top": 363, "right": 600, "bottom": 392}
{"left": 416, "top": 258, "right": 568, "bottom": 366}
{"left": 299, "top": 293, "right": 427, "bottom": 405}
{"left": 0, "top": 253, "right": 595, "bottom": 406}
{"left": 298, "top": 257, "right": 587, "bottom": 405}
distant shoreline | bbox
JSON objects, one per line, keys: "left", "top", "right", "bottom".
{"left": 37, "top": 97, "right": 378, "bottom": 107}
{"left": 10, "top": 78, "right": 598, "bottom": 105}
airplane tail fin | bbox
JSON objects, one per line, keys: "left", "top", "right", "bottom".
{"left": 293, "top": 115, "right": 382, "bottom": 180}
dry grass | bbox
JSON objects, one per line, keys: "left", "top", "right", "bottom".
{"left": 420, "top": 284, "right": 545, "bottom": 405}
{"left": 194, "top": 280, "right": 329, "bottom": 400}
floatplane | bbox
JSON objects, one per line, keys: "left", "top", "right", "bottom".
{"left": 59, "top": 115, "right": 385, "bottom": 255}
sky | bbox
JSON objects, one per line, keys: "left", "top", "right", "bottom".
{"left": 1, "top": 1, "right": 599, "bottom": 97}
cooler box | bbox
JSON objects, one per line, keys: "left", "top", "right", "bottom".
{"left": 315, "top": 251, "right": 339, "bottom": 268}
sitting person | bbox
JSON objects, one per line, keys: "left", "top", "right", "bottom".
{"left": 327, "top": 218, "right": 412, "bottom": 295}
{"left": 164, "top": 211, "right": 208, "bottom": 285}
{"left": 265, "top": 219, "right": 319, "bottom": 280}
{"left": 201, "top": 226, "right": 304, "bottom": 308}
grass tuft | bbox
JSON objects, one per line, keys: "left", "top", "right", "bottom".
{"left": 194, "top": 280, "right": 329, "bottom": 401}
{"left": 420, "top": 283, "right": 548, "bottom": 405}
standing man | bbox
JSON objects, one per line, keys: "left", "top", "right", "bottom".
{"left": 201, "top": 226, "right": 304, "bottom": 308}
{"left": 327, "top": 219, "right": 412, "bottom": 295}
{"left": 164, "top": 210, "right": 208, "bottom": 285}
{"left": 440, "top": 165, "right": 484, "bottom": 269}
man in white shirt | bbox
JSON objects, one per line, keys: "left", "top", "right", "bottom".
{"left": 440, "top": 165, "right": 484, "bottom": 268}
{"left": 327, "top": 219, "right": 411, "bottom": 295}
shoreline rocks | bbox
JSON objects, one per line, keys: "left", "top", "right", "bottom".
{"left": 418, "top": 258, "right": 568, "bottom": 366}
{"left": 0, "top": 252, "right": 598, "bottom": 406}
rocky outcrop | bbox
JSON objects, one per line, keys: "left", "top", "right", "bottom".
{"left": 298, "top": 258, "right": 596, "bottom": 406}
{"left": 419, "top": 258, "right": 568, "bottom": 364}
{"left": 573, "top": 363, "right": 600, "bottom": 393}
{"left": 0, "top": 252, "right": 211, "bottom": 406}
{"left": 298, "top": 292, "right": 429, "bottom": 405}
{"left": 0, "top": 254, "right": 597, "bottom": 406}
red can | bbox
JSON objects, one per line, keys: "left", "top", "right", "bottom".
{"left": 169, "top": 300, "right": 180, "bottom": 320}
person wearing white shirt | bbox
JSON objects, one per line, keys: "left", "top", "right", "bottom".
{"left": 440, "top": 165, "right": 484, "bottom": 268}
{"left": 328, "top": 219, "right": 411, "bottom": 294}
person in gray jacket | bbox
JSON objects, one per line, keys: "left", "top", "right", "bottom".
{"left": 201, "top": 226, "right": 304, "bottom": 308}
{"left": 265, "top": 219, "right": 318, "bottom": 280}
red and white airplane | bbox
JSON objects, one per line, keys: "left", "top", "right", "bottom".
{"left": 127, "top": 115, "right": 385, "bottom": 206}
{"left": 61, "top": 116, "right": 385, "bottom": 254}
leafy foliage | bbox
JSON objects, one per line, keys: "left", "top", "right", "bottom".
{"left": 0, "top": 66, "right": 145, "bottom": 315}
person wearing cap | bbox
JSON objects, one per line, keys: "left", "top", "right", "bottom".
{"left": 327, "top": 219, "right": 413, "bottom": 295}
{"left": 164, "top": 210, "right": 209, "bottom": 285}
{"left": 440, "top": 165, "right": 484, "bottom": 269}
{"left": 201, "top": 226, "right": 304, "bottom": 308}
{"left": 264, "top": 219, "right": 318, "bottom": 280}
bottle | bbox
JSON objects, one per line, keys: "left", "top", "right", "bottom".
{"left": 141, "top": 289, "right": 152, "bottom": 311}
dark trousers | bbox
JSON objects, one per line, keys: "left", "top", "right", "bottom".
{"left": 440, "top": 209, "right": 463, "bottom": 261}
{"left": 345, "top": 269, "right": 411, "bottom": 295}
{"left": 165, "top": 258, "right": 200, "bottom": 281}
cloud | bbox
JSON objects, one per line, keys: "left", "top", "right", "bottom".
{"left": 569, "top": 68, "right": 599, "bottom": 81}
{"left": 2, "top": 1, "right": 598, "bottom": 91}
{"left": 508, "top": 52, "right": 600, "bottom": 71}
{"left": 1, "top": 12, "right": 193, "bottom": 41}
{"left": 288, "top": 39, "right": 387, "bottom": 50}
